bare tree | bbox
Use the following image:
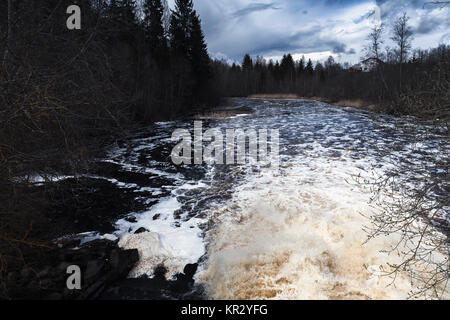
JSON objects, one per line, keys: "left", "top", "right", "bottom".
{"left": 365, "top": 25, "right": 384, "bottom": 60}
{"left": 391, "top": 12, "right": 413, "bottom": 65}
{"left": 391, "top": 12, "right": 413, "bottom": 88}
{"left": 359, "top": 148, "right": 450, "bottom": 299}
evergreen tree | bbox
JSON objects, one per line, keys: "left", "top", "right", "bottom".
{"left": 143, "top": 0, "right": 168, "bottom": 62}
{"left": 242, "top": 54, "right": 253, "bottom": 72}
{"left": 315, "top": 62, "right": 326, "bottom": 81}
{"left": 108, "top": 0, "right": 120, "bottom": 24}
{"left": 297, "top": 55, "right": 305, "bottom": 75}
{"left": 305, "top": 59, "right": 314, "bottom": 75}
{"left": 169, "top": 0, "right": 194, "bottom": 58}
{"left": 280, "top": 54, "right": 295, "bottom": 81}
{"left": 268, "top": 59, "right": 275, "bottom": 73}
{"left": 190, "top": 11, "right": 212, "bottom": 96}
{"left": 168, "top": 0, "right": 194, "bottom": 109}
{"left": 274, "top": 61, "right": 281, "bottom": 80}
{"left": 231, "top": 63, "right": 240, "bottom": 72}
{"left": 119, "top": 0, "right": 137, "bottom": 26}
{"left": 168, "top": 0, "right": 213, "bottom": 105}
{"left": 108, "top": 0, "right": 137, "bottom": 33}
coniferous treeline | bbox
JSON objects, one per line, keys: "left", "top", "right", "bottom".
{"left": 215, "top": 45, "right": 449, "bottom": 117}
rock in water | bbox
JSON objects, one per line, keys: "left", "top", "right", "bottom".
{"left": 134, "top": 227, "right": 150, "bottom": 234}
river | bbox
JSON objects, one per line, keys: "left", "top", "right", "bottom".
{"left": 80, "top": 98, "right": 448, "bottom": 300}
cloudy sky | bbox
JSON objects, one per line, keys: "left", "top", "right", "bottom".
{"left": 168, "top": 0, "right": 450, "bottom": 64}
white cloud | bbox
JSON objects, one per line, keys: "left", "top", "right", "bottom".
{"left": 169, "top": 0, "right": 450, "bottom": 64}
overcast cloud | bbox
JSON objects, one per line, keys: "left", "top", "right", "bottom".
{"left": 168, "top": 0, "right": 450, "bottom": 64}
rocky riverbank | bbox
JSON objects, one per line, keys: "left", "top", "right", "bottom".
{"left": 1, "top": 158, "right": 206, "bottom": 300}
{"left": 3, "top": 239, "right": 139, "bottom": 300}
{"left": 3, "top": 236, "right": 204, "bottom": 300}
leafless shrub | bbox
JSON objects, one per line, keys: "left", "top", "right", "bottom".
{"left": 356, "top": 99, "right": 449, "bottom": 299}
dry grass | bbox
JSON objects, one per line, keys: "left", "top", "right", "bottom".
{"left": 333, "top": 99, "right": 377, "bottom": 111}
{"left": 248, "top": 94, "right": 377, "bottom": 111}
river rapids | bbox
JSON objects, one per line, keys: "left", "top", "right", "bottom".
{"left": 78, "top": 98, "right": 448, "bottom": 300}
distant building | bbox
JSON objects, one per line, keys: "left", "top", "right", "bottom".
{"left": 360, "top": 57, "right": 384, "bottom": 72}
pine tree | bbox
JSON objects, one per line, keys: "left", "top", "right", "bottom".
{"left": 108, "top": 0, "right": 120, "bottom": 23}
{"left": 168, "top": 0, "right": 213, "bottom": 105}
{"left": 268, "top": 59, "right": 275, "bottom": 74}
{"left": 305, "top": 59, "right": 314, "bottom": 76}
{"left": 241, "top": 54, "right": 253, "bottom": 93}
{"left": 280, "top": 54, "right": 295, "bottom": 81}
{"left": 143, "top": 0, "right": 168, "bottom": 62}
{"left": 274, "top": 61, "right": 281, "bottom": 79}
{"left": 297, "top": 55, "right": 305, "bottom": 75}
{"left": 108, "top": 0, "right": 137, "bottom": 33}
{"left": 168, "top": 0, "right": 194, "bottom": 109}
{"left": 190, "top": 11, "right": 211, "bottom": 83}
{"left": 169, "top": 0, "right": 194, "bottom": 58}
{"left": 315, "top": 62, "right": 326, "bottom": 81}
{"left": 242, "top": 54, "right": 253, "bottom": 72}
{"left": 119, "top": 0, "right": 137, "bottom": 26}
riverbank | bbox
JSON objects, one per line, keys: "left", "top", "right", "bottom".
{"left": 248, "top": 94, "right": 378, "bottom": 112}
{"left": 0, "top": 98, "right": 226, "bottom": 299}
{"left": 1, "top": 164, "right": 206, "bottom": 300}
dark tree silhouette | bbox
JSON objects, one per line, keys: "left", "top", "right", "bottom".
{"left": 169, "top": 0, "right": 194, "bottom": 58}
{"left": 305, "top": 59, "right": 314, "bottom": 76}
{"left": 190, "top": 11, "right": 212, "bottom": 100}
{"left": 167, "top": 0, "right": 213, "bottom": 107}
{"left": 242, "top": 54, "right": 253, "bottom": 72}
{"left": 297, "top": 55, "right": 305, "bottom": 76}
{"left": 143, "top": 0, "right": 168, "bottom": 62}
{"left": 280, "top": 54, "right": 295, "bottom": 82}
{"left": 110, "top": 0, "right": 138, "bottom": 32}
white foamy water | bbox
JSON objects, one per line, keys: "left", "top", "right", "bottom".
{"left": 197, "top": 161, "right": 415, "bottom": 299}
{"left": 116, "top": 190, "right": 206, "bottom": 279}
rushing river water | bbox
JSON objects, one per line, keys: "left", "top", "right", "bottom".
{"left": 81, "top": 98, "right": 448, "bottom": 300}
